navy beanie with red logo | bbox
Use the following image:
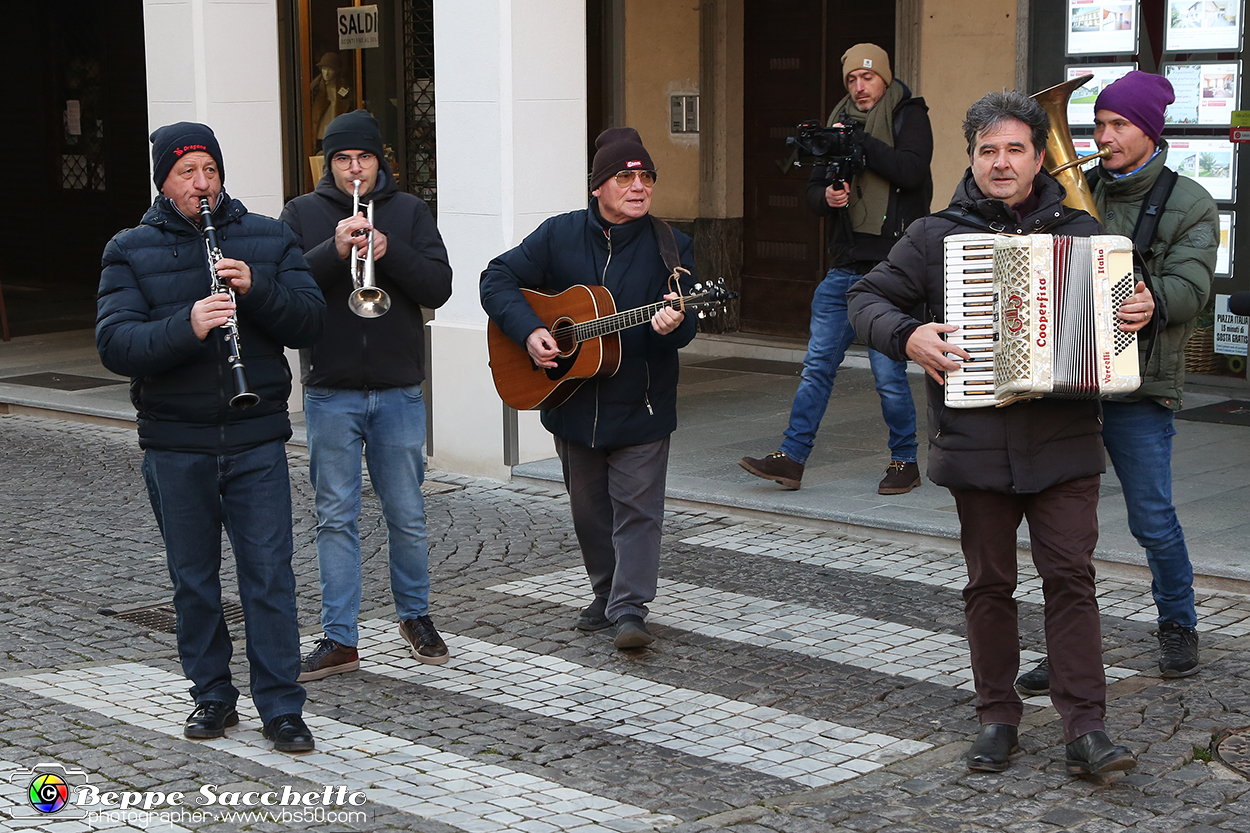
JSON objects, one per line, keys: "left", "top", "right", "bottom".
{"left": 150, "top": 122, "right": 225, "bottom": 189}
{"left": 589, "top": 127, "right": 655, "bottom": 190}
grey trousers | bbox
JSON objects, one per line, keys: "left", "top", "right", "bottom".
{"left": 554, "top": 436, "right": 670, "bottom": 621}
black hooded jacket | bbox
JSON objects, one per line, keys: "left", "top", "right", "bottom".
{"left": 280, "top": 162, "right": 452, "bottom": 389}
{"left": 847, "top": 170, "right": 1106, "bottom": 494}
{"left": 806, "top": 84, "right": 934, "bottom": 267}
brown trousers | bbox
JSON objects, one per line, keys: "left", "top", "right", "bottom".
{"left": 952, "top": 475, "right": 1106, "bottom": 742}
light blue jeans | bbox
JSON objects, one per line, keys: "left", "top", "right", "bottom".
{"left": 780, "top": 266, "right": 918, "bottom": 465}
{"left": 1101, "top": 399, "right": 1196, "bottom": 629}
{"left": 304, "top": 385, "right": 430, "bottom": 647}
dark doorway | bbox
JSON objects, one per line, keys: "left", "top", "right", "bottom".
{"left": 740, "top": 0, "right": 894, "bottom": 337}
{"left": 2, "top": 0, "right": 150, "bottom": 338}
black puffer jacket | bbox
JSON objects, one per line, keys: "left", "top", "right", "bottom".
{"left": 97, "top": 195, "right": 325, "bottom": 453}
{"left": 847, "top": 170, "right": 1105, "bottom": 494}
{"left": 280, "top": 163, "right": 452, "bottom": 389}
{"left": 480, "top": 202, "right": 697, "bottom": 450}
{"left": 807, "top": 85, "right": 934, "bottom": 266}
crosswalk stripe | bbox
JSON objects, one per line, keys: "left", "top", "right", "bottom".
{"left": 0, "top": 664, "right": 676, "bottom": 833}
{"left": 344, "top": 619, "right": 928, "bottom": 787}
{"left": 680, "top": 523, "right": 1250, "bottom": 633}
{"left": 490, "top": 568, "right": 1138, "bottom": 689}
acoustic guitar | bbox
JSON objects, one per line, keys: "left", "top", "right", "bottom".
{"left": 487, "top": 279, "right": 734, "bottom": 410}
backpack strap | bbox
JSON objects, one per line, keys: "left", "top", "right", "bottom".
{"left": 1126, "top": 167, "right": 1178, "bottom": 359}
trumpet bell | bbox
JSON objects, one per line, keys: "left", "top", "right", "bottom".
{"left": 349, "top": 286, "right": 391, "bottom": 318}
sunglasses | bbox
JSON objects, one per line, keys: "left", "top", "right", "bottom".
{"left": 612, "top": 170, "right": 656, "bottom": 187}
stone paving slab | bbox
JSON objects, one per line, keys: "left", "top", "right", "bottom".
{"left": 3, "top": 413, "right": 1250, "bottom": 833}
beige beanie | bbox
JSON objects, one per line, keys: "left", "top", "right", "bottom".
{"left": 841, "top": 43, "right": 892, "bottom": 87}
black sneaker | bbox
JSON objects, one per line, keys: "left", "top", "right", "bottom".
{"left": 1158, "top": 622, "right": 1199, "bottom": 678}
{"left": 575, "top": 597, "right": 611, "bottom": 631}
{"left": 613, "top": 614, "right": 655, "bottom": 649}
{"left": 1014, "top": 657, "right": 1050, "bottom": 696}
{"left": 399, "top": 615, "right": 450, "bottom": 665}
{"left": 297, "top": 637, "right": 359, "bottom": 682}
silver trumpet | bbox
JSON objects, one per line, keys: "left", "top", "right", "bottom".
{"left": 198, "top": 197, "right": 260, "bottom": 409}
{"left": 348, "top": 179, "right": 390, "bottom": 318}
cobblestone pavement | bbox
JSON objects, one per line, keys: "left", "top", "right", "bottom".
{"left": 2, "top": 413, "right": 1250, "bottom": 832}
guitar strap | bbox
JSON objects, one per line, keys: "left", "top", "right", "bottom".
{"left": 650, "top": 215, "right": 691, "bottom": 309}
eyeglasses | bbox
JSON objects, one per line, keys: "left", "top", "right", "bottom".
{"left": 612, "top": 170, "right": 656, "bottom": 187}
{"left": 331, "top": 152, "right": 378, "bottom": 170}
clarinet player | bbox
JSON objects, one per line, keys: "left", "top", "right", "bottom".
{"left": 97, "top": 122, "right": 325, "bottom": 753}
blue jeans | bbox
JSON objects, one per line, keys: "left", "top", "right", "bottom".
{"left": 1101, "top": 399, "right": 1196, "bottom": 628}
{"left": 142, "top": 441, "right": 306, "bottom": 723}
{"left": 780, "top": 266, "right": 918, "bottom": 465}
{"left": 305, "top": 385, "right": 430, "bottom": 647}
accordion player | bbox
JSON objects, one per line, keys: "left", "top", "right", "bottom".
{"left": 943, "top": 233, "right": 1140, "bottom": 408}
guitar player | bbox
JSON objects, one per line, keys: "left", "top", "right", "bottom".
{"left": 480, "top": 127, "right": 696, "bottom": 651}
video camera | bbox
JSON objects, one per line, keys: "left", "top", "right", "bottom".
{"left": 786, "top": 119, "right": 866, "bottom": 187}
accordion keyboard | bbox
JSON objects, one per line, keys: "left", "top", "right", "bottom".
{"left": 942, "top": 233, "right": 1000, "bottom": 408}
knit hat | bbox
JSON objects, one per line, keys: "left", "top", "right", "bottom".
{"left": 841, "top": 43, "right": 892, "bottom": 87}
{"left": 589, "top": 127, "right": 655, "bottom": 190}
{"left": 150, "top": 122, "right": 224, "bottom": 189}
{"left": 322, "top": 109, "right": 385, "bottom": 162}
{"left": 1094, "top": 71, "right": 1174, "bottom": 144}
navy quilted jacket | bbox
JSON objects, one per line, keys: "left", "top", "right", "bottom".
{"left": 97, "top": 194, "right": 325, "bottom": 453}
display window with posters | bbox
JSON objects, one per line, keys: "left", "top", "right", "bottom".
{"left": 278, "top": 0, "right": 436, "bottom": 209}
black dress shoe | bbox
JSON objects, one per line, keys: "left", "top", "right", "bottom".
{"left": 575, "top": 597, "right": 611, "bottom": 631}
{"left": 184, "top": 701, "right": 239, "bottom": 739}
{"left": 1065, "top": 730, "right": 1135, "bottom": 775}
{"left": 965, "top": 723, "right": 1019, "bottom": 772}
{"left": 613, "top": 614, "right": 655, "bottom": 649}
{"left": 263, "top": 713, "right": 315, "bottom": 753}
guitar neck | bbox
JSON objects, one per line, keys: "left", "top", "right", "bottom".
{"left": 574, "top": 297, "right": 685, "bottom": 341}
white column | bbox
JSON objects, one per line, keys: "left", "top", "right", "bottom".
{"left": 142, "top": 0, "right": 297, "bottom": 410}
{"left": 431, "top": 0, "right": 587, "bottom": 479}
{"left": 142, "top": 0, "right": 285, "bottom": 218}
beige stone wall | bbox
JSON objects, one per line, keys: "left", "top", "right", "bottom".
{"left": 917, "top": 0, "right": 1018, "bottom": 205}
{"left": 623, "top": 0, "right": 700, "bottom": 220}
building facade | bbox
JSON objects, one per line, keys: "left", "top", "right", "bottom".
{"left": 9, "top": 0, "right": 1247, "bottom": 477}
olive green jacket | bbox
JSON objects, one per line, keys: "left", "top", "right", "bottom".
{"left": 1091, "top": 143, "right": 1218, "bottom": 409}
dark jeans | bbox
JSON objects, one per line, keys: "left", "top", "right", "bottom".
{"left": 952, "top": 475, "right": 1106, "bottom": 742}
{"left": 555, "top": 436, "right": 670, "bottom": 622}
{"left": 142, "top": 441, "right": 306, "bottom": 723}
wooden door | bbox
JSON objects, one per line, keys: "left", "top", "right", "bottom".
{"left": 740, "top": 0, "right": 895, "bottom": 337}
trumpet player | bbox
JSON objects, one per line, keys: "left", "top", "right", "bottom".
{"left": 96, "top": 122, "right": 325, "bottom": 752}
{"left": 280, "top": 109, "right": 453, "bottom": 680}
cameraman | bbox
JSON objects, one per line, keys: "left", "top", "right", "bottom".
{"left": 741, "top": 43, "right": 932, "bottom": 494}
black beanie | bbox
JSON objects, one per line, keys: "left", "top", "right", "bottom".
{"left": 150, "top": 122, "right": 225, "bottom": 189}
{"left": 589, "top": 127, "right": 655, "bottom": 190}
{"left": 322, "top": 109, "right": 385, "bottom": 162}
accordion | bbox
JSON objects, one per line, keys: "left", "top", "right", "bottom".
{"left": 942, "top": 233, "right": 1140, "bottom": 409}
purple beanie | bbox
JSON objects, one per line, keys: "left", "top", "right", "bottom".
{"left": 1094, "top": 71, "right": 1174, "bottom": 144}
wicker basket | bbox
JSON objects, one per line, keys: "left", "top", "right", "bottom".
{"left": 1184, "top": 327, "right": 1219, "bottom": 375}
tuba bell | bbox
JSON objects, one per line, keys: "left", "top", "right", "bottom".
{"left": 1031, "top": 74, "right": 1112, "bottom": 221}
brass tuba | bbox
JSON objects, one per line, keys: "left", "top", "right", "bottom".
{"left": 1031, "top": 74, "right": 1112, "bottom": 221}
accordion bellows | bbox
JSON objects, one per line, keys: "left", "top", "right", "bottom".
{"left": 943, "top": 233, "right": 1141, "bottom": 408}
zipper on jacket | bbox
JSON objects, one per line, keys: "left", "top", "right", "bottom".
{"left": 644, "top": 363, "right": 653, "bottom": 415}
{"left": 591, "top": 229, "right": 612, "bottom": 446}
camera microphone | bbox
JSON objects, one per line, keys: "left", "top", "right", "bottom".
{"left": 1230, "top": 292, "right": 1250, "bottom": 317}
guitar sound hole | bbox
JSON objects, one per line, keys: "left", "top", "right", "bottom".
{"left": 551, "top": 318, "right": 578, "bottom": 356}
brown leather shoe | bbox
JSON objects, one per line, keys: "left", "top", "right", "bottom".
{"left": 878, "top": 461, "right": 921, "bottom": 495}
{"left": 297, "top": 637, "right": 359, "bottom": 682}
{"left": 399, "top": 615, "right": 450, "bottom": 665}
{"left": 739, "top": 451, "right": 803, "bottom": 490}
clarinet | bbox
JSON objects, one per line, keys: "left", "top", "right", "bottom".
{"left": 198, "top": 197, "right": 260, "bottom": 409}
